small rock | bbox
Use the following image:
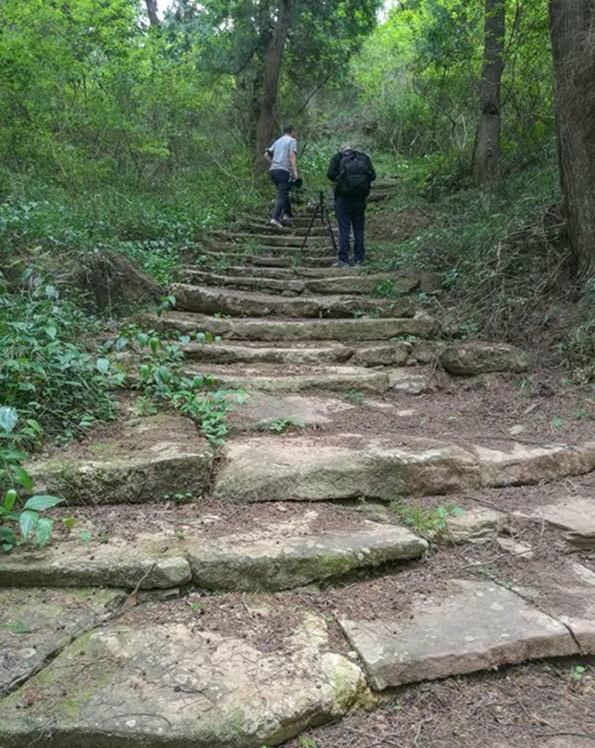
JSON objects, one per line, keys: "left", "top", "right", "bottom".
{"left": 440, "top": 341, "right": 530, "bottom": 376}
{"left": 497, "top": 536, "right": 534, "bottom": 559}
{"left": 508, "top": 424, "right": 526, "bottom": 436}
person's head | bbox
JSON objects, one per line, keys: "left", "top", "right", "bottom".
{"left": 340, "top": 142, "right": 354, "bottom": 154}
{"left": 283, "top": 124, "right": 295, "bottom": 136}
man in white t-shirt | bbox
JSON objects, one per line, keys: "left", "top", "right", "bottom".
{"left": 264, "top": 125, "right": 299, "bottom": 229}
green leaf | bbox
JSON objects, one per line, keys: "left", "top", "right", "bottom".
{"left": 35, "top": 517, "right": 54, "bottom": 547}
{"left": 19, "top": 510, "right": 38, "bottom": 540}
{"left": 550, "top": 416, "right": 563, "bottom": 433}
{"left": 3, "top": 490, "right": 18, "bottom": 512}
{"left": 0, "top": 525, "right": 17, "bottom": 548}
{"left": 63, "top": 516, "right": 76, "bottom": 531}
{"left": 0, "top": 407, "right": 18, "bottom": 434}
{"left": 11, "top": 465, "right": 33, "bottom": 492}
{"left": 96, "top": 358, "right": 110, "bottom": 374}
{"left": 24, "top": 495, "right": 63, "bottom": 512}
{"left": 80, "top": 529, "right": 92, "bottom": 545}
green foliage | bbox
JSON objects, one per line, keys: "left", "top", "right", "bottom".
{"left": 390, "top": 500, "right": 465, "bottom": 535}
{"left": 0, "top": 274, "right": 122, "bottom": 438}
{"left": 351, "top": 0, "right": 552, "bottom": 170}
{"left": 106, "top": 328, "right": 245, "bottom": 444}
{"left": 259, "top": 417, "right": 305, "bottom": 433}
{"left": 0, "top": 407, "right": 62, "bottom": 552}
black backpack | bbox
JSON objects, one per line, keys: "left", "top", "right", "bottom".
{"left": 337, "top": 151, "right": 371, "bottom": 197}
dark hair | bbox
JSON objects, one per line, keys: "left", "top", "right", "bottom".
{"left": 283, "top": 124, "right": 294, "bottom": 134}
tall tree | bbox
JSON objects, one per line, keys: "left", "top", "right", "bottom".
{"left": 145, "top": 0, "right": 160, "bottom": 27}
{"left": 255, "top": 0, "right": 294, "bottom": 161}
{"left": 474, "top": 0, "right": 505, "bottom": 184}
{"left": 549, "top": 0, "right": 595, "bottom": 280}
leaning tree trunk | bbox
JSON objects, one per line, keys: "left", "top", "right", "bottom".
{"left": 255, "top": 0, "right": 293, "bottom": 164}
{"left": 550, "top": 0, "right": 595, "bottom": 281}
{"left": 145, "top": 0, "right": 160, "bottom": 27}
{"left": 473, "top": 0, "right": 505, "bottom": 185}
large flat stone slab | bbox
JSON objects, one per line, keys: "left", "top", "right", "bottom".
{"left": 0, "top": 588, "right": 119, "bottom": 697}
{"left": 0, "top": 536, "right": 192, "bottom": 590}
{"left": 340, "top": 579, "right": 576, "bottom": 690}
{"left": 477, "top": 441, "right": 595, "bottom": 487}
{"left": 440, "top": 341, "right": 530, "bottom": 375}
{"left": 214, "top": 435, "right": 595, "bottom": 503}
{"left": 186, "top": 269, "right": 307, "bottom": 295}
{"left": 214, "top": 435, "right": 481, "bottom": 502}
{"left": 155, "top": 311, "right": 439, "bottom": 341}
{"left": 188, "top": 521, "right": 428, "bottom": 591}
{"left": 0, "top": 612, "right": 370, "bottom": 748}
{"left": 190, "top": 364, "right": 427, "bottom": 394}
{"left": 171, "top": 283, "right": 416, "bottom": 319}
{"left": 183, "top": 341, "right": 354, "bottom": 366}
{"left": 28, "top": 414, "right": 214, "bottom": 506}
{"left": 228, "top": 392, "right": 353, "bottom": 430}
{"left": 520, "top": 496, "right": 595, "bottom": 548}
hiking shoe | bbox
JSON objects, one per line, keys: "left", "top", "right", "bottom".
{"left": 270, "top": 218, "right": 285, "bottom": 229}
{"left": 332, "top": 260, "right": 349, "bottom": 268}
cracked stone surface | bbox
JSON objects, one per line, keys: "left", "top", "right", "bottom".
{"left": 0, "top": 612, "right": 371, "bottom": 748}
{"left": 0, "top": 588, "right": 120, "bottom": 697}
{"left": 520, "top": 496, "right": 595, "bottom": 548}
{"left": 339, "top": 579, "right": 577, "bottom": 690}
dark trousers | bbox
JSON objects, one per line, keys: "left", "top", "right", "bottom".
{"left": 335, "top": 196, "right": 366, "bottom": 263}
{"left": 270, "top": 169, "right": 292, "bottom": 221}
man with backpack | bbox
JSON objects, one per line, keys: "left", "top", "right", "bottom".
{"left": 326, "top": 143, "right": 376, "bottom": 266}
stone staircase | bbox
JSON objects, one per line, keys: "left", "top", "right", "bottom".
{"left": 1, "top": 190, "right": 595, "bottom": 747}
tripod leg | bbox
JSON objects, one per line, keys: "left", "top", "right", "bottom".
{"left": 300, "top": 203, "right": 320, "bottom": 253}
{"left": 323, "top": 206, "right": 339, "bottom": 257}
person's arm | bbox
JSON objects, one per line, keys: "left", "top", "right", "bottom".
{"left": 264, "top": 148, "right": 273, "bottom": 163}
{"left": 289, "top": 149, "right": 298, "bottom": 178}
{"left": 327, "top": 153, "right": 341, "bottom": 182}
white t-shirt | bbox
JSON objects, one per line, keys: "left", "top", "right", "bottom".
{"left": 268, "top": 134, "right": 297, "bottom": 172}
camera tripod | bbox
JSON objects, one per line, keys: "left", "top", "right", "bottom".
{"left": 299, "top": 190, "right": 338, "bottom": 256}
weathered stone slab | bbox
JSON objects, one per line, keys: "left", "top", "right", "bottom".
{"left": 0, "top": 613, "right": 370, "bottom": 748}
{"left": 352, "top": 343, "right": 411, "bottom": 367}
{"left": 523, "top": 496, "right": 595, "bottom": 548}
{"left": 441, "top": 341, "right": 530, "bottom": 375}
{"left": 188, "top": 521, "right": 428, "bottom": 591}
{"left": 186, "top": 269, "right": 307, "bottom": 295}
{"left": 28, "top": 414, "right": 214, "bottom": 506}
{"left": 214, "top": 435, "right": 595, "bottom": 503}
{"left": 444, "top": 507, "right": 509, "bottom": 543}
{"left": 304, "top": 274, "right": 419, "bottom": 296}
{"left": 477, "top": 441, "right": 595, "bottom": 487}
{"left": 0, "top": 588, "right": 119, "bottom": 697}
{"left": 340, "top": 579, "right": 576, "bottom": 690}
{"left": 171, "top": 283, "right": 416, "bottom": 319}
{"left": 155, "top": 311, "right": 440, "bottom": 341}
{"left": 191, "top": 365, "right": 401, "bottom": 394}
{"left": 0, "top": 536, "right": 191, "bottom": 590}
{"left": 214, "top": 435, "right": 481, "bottom": 502}
{"left": 183, "top": 341, "right": 354, "bottom": 366}
{"left": 228, "top": 392, "right": 353, "bottom": 430}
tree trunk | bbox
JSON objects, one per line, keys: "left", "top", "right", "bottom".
{"left": 473, "top": 0, "right": 505, "bottom": 185}
{"left": 145, "top": 0, "right": 160, "bottom": 27}
{"left": 255, "top": 0, "right": 293, "bottom": 163}
{"left": 550, "top": 0, "right": 595, "bottom": 281}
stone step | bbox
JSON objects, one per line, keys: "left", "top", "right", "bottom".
{"left": 0, "top": 516, "right": 427, "bottom": 592}
{"left": 190, "top": 263, "right": 366, "bottom": 279}
{"left": 206, "top": 239, "right": 332, "bottom": 258}
{"left": 340, "top": 578, "right": 580, "bottom": 689}
{"left": 154, "top": 311, "right": 440, "bottom": 340}
{"left": 171, "top": 283, "right": 416, "bottom": 319}
{"left": 200, "top": 250, "right": 336, "bottom": 268}
{"left": 233, "top": 221, "right": 330, "bottom": 237}
{"left": 27, "top": 413, "right": 214, "bottom": 506}
{"left": 185, "top": 268, "right": 419, "bottom": 296}
{"left": 210, "top": 230, "right": 328, "bottom": 248}
{"left": 0, "top": 606, "right": 370, "bottom": 747}
{"left": 186, "top": 363, "right": 430, "bottom": 394}
{"left": 182, "top": 340, "right": 413, "bottom": 367}
{"left": 213, "top": 433, "right": 595, "bottom": 502}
